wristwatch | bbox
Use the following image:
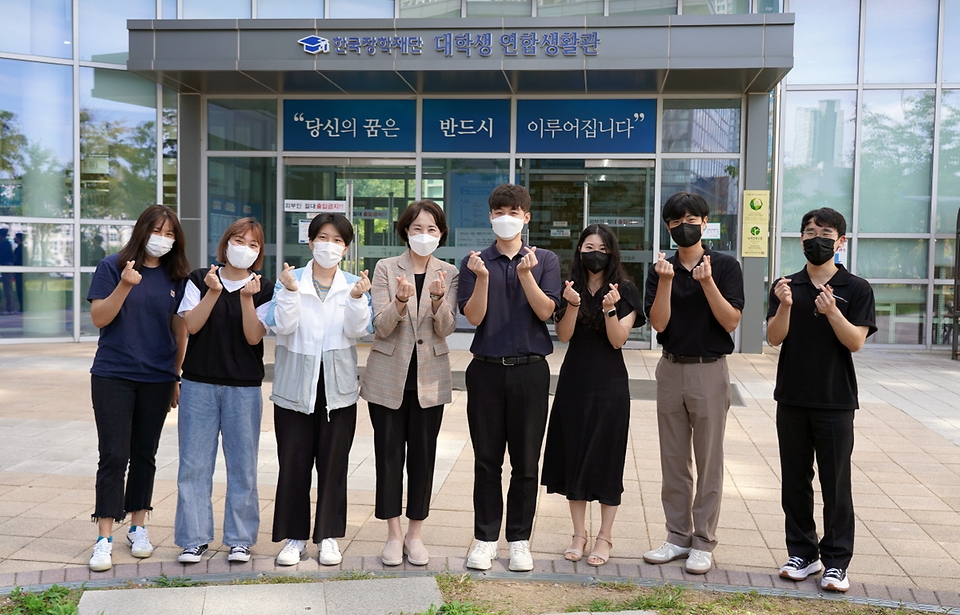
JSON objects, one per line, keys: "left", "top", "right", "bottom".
{"left": 605, "top": 308, "right": 617, "bottom": 318}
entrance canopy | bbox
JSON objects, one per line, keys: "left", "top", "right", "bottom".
{"left": 126, "top": 14, "right": 793, "bottom": 95}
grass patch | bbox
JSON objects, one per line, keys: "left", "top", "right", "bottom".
{"left": 418, "top": 601, "right": 502, "bottom": 615}
{"left": 328, "top": 571, "right": 378, "bottom": 581}
{"left": 231, "top": 575, "right": 316, "bottom": 585}
{"left": 152, "top": 574, "right": 201, "bottom": 588}
{"left": 1, "top": 585, "right": 83, "bottom": 615}
{"left": 435, "top": 573, "right": 474, "bottom": 603}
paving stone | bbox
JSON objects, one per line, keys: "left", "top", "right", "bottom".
{"left": 340, "top": 555, "right": 363, "bottom": 571}
{"left": 703, "top": 568, "right": 728, "bottom": 585}
{"left": 446, "top": 556, "right": 466, "bottom": 572}
{"left": 297, "top": 558, "right": 321, "bottom": 572}
{"left": 661, "top": 565, "right": 685, "bottom": 581}
{"left": 638, "top": 563, "right": 663, "bottom": 580}
{"left": 747, "top": 572, "right": 774, "bottom": 587}
{"left": 935, "top": 590, "right": 960, "bottom": 608}
{"left": 912, "top": 589, "right": 939, "bottom": 605}
{"left": 361, "top": 556, "right": 384, "bottom": 571}
{"left": 553, "top": 559, "right": 575, "bottom": 574}
{"left": 426, "top": 556, "right": 449, "bottom": 572}
{"left": 863, "top": 584, "right": 892, "bottom": 600}
{"left": 771, "top": 575, "right": 798, "bottom": 590}
{"left": 726, "top": 570, "right": 750, "bottom": 586}
{"left": 886, "top": 585, "right": 914, "bottom": 605}
{"left": 252, "top": 557, "right": 276, "bottom": 572}
{"left": 227, "top": 559, "right": 251, "bottom": 573}
{"left": 845, "top": 582, "right": 867, "bottom": 597}
{"left": 136, "top": 562, "right": 162, "bottom": 578}
{"left": 206, "top": 557, "right": 231, "bottom": 574}
{"left": 616, "top": 563, "right": 640, "bottom": 579}
{"left": 0, "top": 572, "right": 17, "bottom": 588}
{"left": 39, "top": 568, "right": 65, "bottom": 584}
{"left": 159, "top": 561, "right": 186, "bottom": 577}
{"left": 15, "top": 570, "right": 40, "bottom": 586}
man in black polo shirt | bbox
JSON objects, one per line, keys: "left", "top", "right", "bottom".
{"left": 642, "top": 192, "right": 744, "bottom": 575}
{"left": 767, "top": 207, "right": 876, "bottom": 593}
{"left": 457, "top": 183, "right": 562, "bottom": 572}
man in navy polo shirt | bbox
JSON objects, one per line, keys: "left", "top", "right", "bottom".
{"left": 767, "top": 207, "right": 876, "bottom": 593}
{"left": 457, "top": 183, "right": 562, "bottom": 572}
{"left": 642, "top": 192, "right": 744, "bottom": 575}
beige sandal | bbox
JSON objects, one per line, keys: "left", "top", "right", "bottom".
{"left": 564, "top": 534, "right": 587, "bottom": 562}
{"left": 587, "top": 536, "right": 612, "bottom": 567}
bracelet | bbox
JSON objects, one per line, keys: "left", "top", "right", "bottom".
{"left": 396, "top": 295, "right": 408, "bottom": 303}
{"left": 430, "top": 293, "right": 444, "bottom": 301}
{"left": 568, "top": 302, "right": 581, "bottom": 308}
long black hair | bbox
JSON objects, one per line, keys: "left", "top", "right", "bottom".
{"left": 566, "top": 224, "right": 629, "bottom": 327}
{"left": 117, "top": 205, "right": 190, "bottom": 280}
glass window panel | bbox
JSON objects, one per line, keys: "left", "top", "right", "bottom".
{"left": 0, "top": 222, "right": 73, "bottom": 267}
{"left": 0, "top": 60, "right": 73, "bottom": 218}
{"left": 868, "top": 283, "right": 925, "bottom": 345}
{"left": 208, "top": 99, "right": 277, "bottom": 152}
{"left": 935, "top": 238, "right": 955, "bottom": 281}
{"left": 208, "top": 158, "right": 276, "bottom": 275}
{"left": 80, "top": 0, "right": 154, "bottom": 63}
{"left": 662, "top": 99, "right": 741, "bottom": 153}
{"left": 162, "top": 88, "right": 178, "bottom": 209}
{"left": 183, "top": 0, "right": 250, "bottom": 18}
{"left": 788, "top": 0, "right": 859, "bottom": 84}
{"left": 681, "top": 0, "right": 749, "bottom": 13}
{"left": 330, "top": 0, "right": 394, "bottom": 17}
{"left": 466, "top": 0, "right": 532, "bottom": 17}
{"left": 857, "top": 239, "right": 927, "bottom": 279}
{"left": 80, "top": 224, "right": 133, "bottom": 267}
{"left": 781, "top": 91, "right": 856, "bottom": 233}
{"left": 757, "top": 0, "right": 781, "bottom": 12}
{"left": 864, "top": 0, "right": 937, "bottom": 84}
{"left": 944, "top": 0, "right": 960, "bottom": 82}
{"left": 778, "top": 237, "right": 809, "bottom": 277}
{"left": 858, "top": 90, "right": 934, "bottom": 233}
{"left": 399, "top": 0, "right": 461, "bottom": 17}
{"left": 0, "top": 272, "right": 73, "bottom": 338}
{"left": 933, "top": 284, "right": 955, "bottom": 345}
{"left": 258, "top": 0, "right": 324, "bottom": 17}
{"left": 80, "top": 68, "right": 158, "bottom": 220}
{"left": 538, "top": 0, "right": 604, "bottom": 17}
{"left": 938, "top": 91, "right": 960, "bottom": 233}
{"left": 162, "top": 0, "right": 177, "bottom": 18}
{"left": 661, "top": 158, "right": 740, "bottom": 253}
{"left": 0, "top": 0, "right": 73, "bottom": 59}
{"left": 421, "top": 159, "right": 509, "bottom": 251}
{"left": 609, "top": 0, "right": 676, "bottom": 15}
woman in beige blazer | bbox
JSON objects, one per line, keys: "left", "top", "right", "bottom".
{"left": 360, "top": 200, "right": 459, "bottom": 568}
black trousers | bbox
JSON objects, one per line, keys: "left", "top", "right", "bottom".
{"left": 272, "top": 372, "right": 357, "bottom": 543}
{"left": 465, "top": 358, "right": 549, "bottom": 542}
{"left": 368, "top": 393, "right": 444, "bottom": 521}
{"left": 91, "top": 375, "right": 175, "bottom": 521}
{"left": 777, "top": 403, "right": 855, "bottom": 569}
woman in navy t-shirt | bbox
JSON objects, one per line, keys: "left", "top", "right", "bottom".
{"left": 86, "top": 205, "right": 190, "bottom": 572}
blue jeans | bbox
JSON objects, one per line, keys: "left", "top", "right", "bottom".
{"left": 175, "top": 379, "right": 262, "bottom": 549}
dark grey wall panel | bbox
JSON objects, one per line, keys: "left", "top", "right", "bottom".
{"left": 178, "top": 93, "right": 202, "bottom": 270}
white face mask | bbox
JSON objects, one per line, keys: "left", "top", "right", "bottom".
{"left": 145, "top": 234, "right": 174, "bottom": 258}
{"left": 226, "top": 243, "right": 259, "bottom": 270}
{"left": 491, "top": 214, "right": 525, "bottom": 240}
{"left": 408, "top": 233, "right": 440, "bottom": 257}
{"left": 312, "top": 241, "right": 344, "bottom": 269}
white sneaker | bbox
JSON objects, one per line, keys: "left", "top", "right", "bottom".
{"left": 227, "top": 545, "right": 251, "bottom": 562}
{"left": 684, "top": 548, "right": 713, "bottom": 574}
{"left": 821, "top": 568, "right": 850, "bottom": 592}
{"left": 643, "top": 541, "right": 691, "bottom": 564}
{"left": 319, "top": 538, "right": 342, "bottom": 566}
{"left": 466, "top": 540, "right": 498, "bottom": 570}
{"left": 779, "top": 556, "right": 822, "bottom": 581}
{"left": 127, "top": 526, "right": 154, "bottom": 559}
{"left": 276, "top": 539, "right": 306, "bottom": 566}
{"left": 508, "top": 540, "right": 534, "bottom": 572}
{"left": 89, "top": 537, "right": 113, "bottom": 572}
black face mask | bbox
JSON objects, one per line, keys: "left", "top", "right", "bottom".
{"left": 670, "top": 223, "right": 702, "bottom": 248}
{"left": 802, "top": 236, "right": 837, "bottom": 266}
{"left": 580, "top": 250, "right": 610, "bottom": 273}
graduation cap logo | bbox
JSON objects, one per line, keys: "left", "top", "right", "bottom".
{"left": 298, "top": 35, "right": 330, "bottom": 54}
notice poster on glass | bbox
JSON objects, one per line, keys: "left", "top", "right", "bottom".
{"left": 741, "top": 190, "right": 770, "bottom": 258}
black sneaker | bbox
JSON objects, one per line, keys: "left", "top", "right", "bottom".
{"left": 779, "top": 555, "right": 822, "bottom": 580}
{"left": 178, "top": 544, "right": 209, "bottom": 563}
{"left": 228, "top": 545, "right": 251, "bottom": 562}
{"left": 820, "top": 567, "right": 850, "bottom": 592}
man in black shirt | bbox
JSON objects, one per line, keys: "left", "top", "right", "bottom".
{"left": 767, "top": 207, "right": 876, "bottom": 593}
{"left": 457, "top": 184, "right": 562, "bottom": 573}
{"left": 642, "top": 192, "right": 744, "bottom": 575}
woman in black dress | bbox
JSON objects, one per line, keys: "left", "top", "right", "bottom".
{"left": 541, "top": 223, "right": 643, "bottom": 567}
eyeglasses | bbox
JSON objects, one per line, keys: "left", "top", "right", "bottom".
{"left": 801, "top": 230, "right": 839, "bottom": 239}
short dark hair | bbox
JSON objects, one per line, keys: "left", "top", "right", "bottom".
{"left": 308, "top": 212, "right": 354, "bottom": 246}
{"left": 800, "top": 208, "right": 847, "bottom": 237}
{"left": 489, "top": 184, "right": 531, "bottom": 213}
{"left": 217, "top": 217, "right": 266, "bottom": 271}
{"left": 396, "top": 200, "right": 448, "bottom": 247}
{"left": 662, "top": 192, "right": 709, "bottom": 223}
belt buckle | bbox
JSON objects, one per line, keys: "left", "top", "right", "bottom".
{"left": 502, "top": 357, "right": 517, "bottom": 366}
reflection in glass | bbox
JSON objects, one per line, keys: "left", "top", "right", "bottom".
{"left": 183, "top": 0, "right": 250, "bottom": 18}
{"left": 80, "top": 224, "right": 133, "bottom": 267}
{"left": 934, "top": 239, "right": 955, "bottom": 281}
{"left": 660, "top": 158, "right": 740, "bottom": 253}
{"left": 944, "top": 0, "right": 960, "bottom": 83}
{"left": 162, "top": 88, "right": 178, "bottom": 209}
{"left": 863, "top": 0, "right": 937, "bottom": 84}
{"left": 781, "top": 91, "right": 856, "bottom": 233}
{"left": 80, "top": 0, "right": 154, "bottom": 63}
{"left": 938, "top": 91, "right": 960, "bottom": 233}
{"left": 466, "top": 0, "right": 532, "bottom": 17}
{"left": 537, "top": 0, "right": 604, "bottom": 17}
{"left": 609, "top": 0, "right": 676, "bottom": 15}
{"left": 788, "top": 0, "right": 858, "bottom": 84}
{"left": 0, "top": 0, "right": 73, "bottom": 59}
{"left": 399, "top": 0, "right": 460, "bottom": 17}
{"left": 422, "top": 159, "right": 509, "bottom": 249}
{"left": 0, "top": 60, "right": 73, "bottom": 218}
{"left": 778, "top": 237, "right": 809, "bottom": 278}
{"left": 858, "top": 90, "right": 934, "bottom": 233}
{"left": 209, "top": 158, "right": 276, "bottom": 275}
{"left": 162, "top": 0, "right": 177, "bottom": 18}
{"left": 662, "top": 99, "right": 740, "bottom": 154}
{"left": 0, "top": 272, "right": 73, "bottom": 338}
{"left": 856, "top": 239, "right": 927, "bottom": 279}
{"left": 208, "top": 100, "right": 277, "bottom": 152}
{"left": 681, "top": 0, "right": 748, "bottom": 13}
{"left": 330, "top": 0, "right": 394, "bottom": 17}
{"left": 933, "top": 284, "right": 955, "bottom": 346}
{"left": 868, "top": 284, "right": 925, "bottom": 345}
{"left": 258, "top": 0, "right": 324, "bottom": 17}
{"left": 80, "top": 68, "right": 158, "bottom": 220}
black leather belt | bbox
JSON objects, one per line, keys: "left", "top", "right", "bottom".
{"left": 662, "top": 351, "right": 721, "bottom": 364}
{"left": 473, "top": 354, "right": 545, "bottom": 366}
